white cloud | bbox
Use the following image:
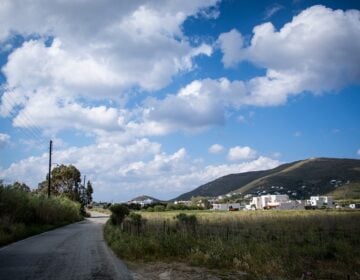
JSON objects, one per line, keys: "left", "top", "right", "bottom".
{"left": 0, "top": 0, "right": 217, "bottom": 134}
{"left": 142, "top": 78, "right": 246, "bottom": 132}
{"left": 0, "top": 0, "right": 216, "bottom": 94}
{"left": 218, "top": 5, "right": 360, "bottom": 106}
{"left": 0, "top": 133, "right": 10, "bottom": 148}
{"left": 228, "top": 146, "right": 257, "bottom": 161}
{"left": 209, "top": 144, "right": 224, "bottom": 154}
{"left": 218, "top": 29, "right": 244, "bottom": 68}
{"left": 0, "top": 138, "right": 280, "bottom": 201}
{"left": 357, "top": 149, "right": 360, "bottom": 156}
{"left": 264, "top": 3, "right": 284, "bottom": 19}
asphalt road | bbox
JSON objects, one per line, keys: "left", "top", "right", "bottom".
{"left": 0, "top": 212, "right": 132, "bottom": 280}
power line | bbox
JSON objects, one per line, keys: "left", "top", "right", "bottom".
{"left": 1, "top": 93, "right": 47, "bottom": 144}
{"left": 2, "top": 93, "right": 45, "bottom": 137}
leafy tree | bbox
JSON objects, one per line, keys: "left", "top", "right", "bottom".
{"left": 38, "top": 164, "right": 81, "bottom": 201}
{"left": 191, "top": 196, "right": 210, "bottom": 209}
{"left": 10, "top": 181, "right": 31, "bottom": 192}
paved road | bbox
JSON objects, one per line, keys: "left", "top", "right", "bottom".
{"left": 0, "top": 212, "right": 132, "bottom": 280}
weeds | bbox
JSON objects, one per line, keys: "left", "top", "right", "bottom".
{"left": 104, "top": 210, "right": 360, "bottom": 279}
{"left": 0, "top": 186, "right": 82, "bottom": 246}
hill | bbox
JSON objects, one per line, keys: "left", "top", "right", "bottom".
{"left": 128, "top": 195, "right": 161, "bottom": 202}
{"left": 173, "top": 158, "right": 360, "bottom": 201}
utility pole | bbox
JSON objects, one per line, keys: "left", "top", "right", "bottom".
{"left": 48, "top": 140, "right": 53, "bottom": 198}
{"left": 83, "top": 175, "right": 86, "bottom": 205}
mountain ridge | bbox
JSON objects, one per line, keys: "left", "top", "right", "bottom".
{"left": 173, "top": 157, "right": 360, "bottom": 201}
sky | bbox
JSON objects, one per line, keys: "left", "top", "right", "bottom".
{"left": 0, "top": 0, "right": 359, "bottom": 202}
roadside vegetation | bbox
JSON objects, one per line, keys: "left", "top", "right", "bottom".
{"left": 0, "top": 164, "right": 94, "bottom": 246}
{"left": 105, "top": 208, "right": 360, "bottom": 279}
{"left": 0, "top": 183, "right": 81, "bottom": 246}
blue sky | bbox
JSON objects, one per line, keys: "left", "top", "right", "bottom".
{"left": 0, "top": 0, "right": 359, "bottom": 202}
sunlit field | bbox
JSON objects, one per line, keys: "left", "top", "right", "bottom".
{"left": 105, "top": 209, "right": 360, "bottom": 279}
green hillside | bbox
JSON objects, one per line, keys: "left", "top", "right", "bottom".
{"left": 174, "top": 158, "right": 360, "bottom": 201}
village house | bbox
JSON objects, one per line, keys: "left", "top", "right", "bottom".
{"left": 212, "top": 203, "right": 241, "bottom": 211}
{"left": 250, "top": 194, "right": 289, "bottom": 209}
{"left": 128, "top": 197, "right": 154, "bottom": 207}
{"left": 307, "top": 196, "right": 334, "bottom": 208}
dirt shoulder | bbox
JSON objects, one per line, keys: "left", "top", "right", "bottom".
{"left": 126, "top": 261, "right": 249, "bottom": 280}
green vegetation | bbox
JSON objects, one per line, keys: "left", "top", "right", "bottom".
{"left": 38, "top": 164, "right": 93, "bottom": 211}
{"left": 105, "top": 210, "right": 360, "bottom": 279}
{"left": 329, "top": 182, "right": 360, "bottom": 200}
{"left": 109, "top": 204, "right": 130, "bottom": 225}
{"left": 0, "top": 181, "right": 82, "bottom": 246}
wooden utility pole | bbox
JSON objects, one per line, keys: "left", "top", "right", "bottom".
{"left": 48, "top": 140, "right": 52, "bottom": 198}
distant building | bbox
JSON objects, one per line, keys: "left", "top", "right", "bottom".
{"left": 212, "top": 203, "right": 241, "bottom": 211}
{"left": 251, "top": 194, "right": 289, "bottom": 209}
{"left": 307, "top": 196, "right": 334, "bottom": 208}
{"left": 349, "top": 203, "right": 360, "bottom": 209}
{"left": 277, "top": 200, "right": 304, "bottom": 210}
{"left": 128, "top": 195, "right": 159, "bottom": 207}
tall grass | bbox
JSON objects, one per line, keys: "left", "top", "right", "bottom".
{"left": 105, "top": 210, "right": 360, "bottom": 279}
{"left": 0, "top": 187, "right": 82, "bottom": 246}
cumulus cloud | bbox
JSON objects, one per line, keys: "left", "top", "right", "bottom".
{"left": 0, "top": 133, "right": 10, "bottom": 148}
{"left": 0, "top": 138, "right": 280, "bottom": 201}
{"left": 137, "top": 5, "right": 360, "bottom": 134}
{"left": 218, "top": 29, "right": 244, "bottom": 68}
{"left": 209, "top": 144, "right": 224, "bottom": 154}
{"left": 142, "top": 78, "right": 246, "bottom": 132}
{"left": 218, "top": 5, "right": 360, "bottom": 106}
{"left": 0, "top": 0, "right": 216, "bottom": 134}
{"left": 228, "top": 146, "right": 257, "bottom": 161}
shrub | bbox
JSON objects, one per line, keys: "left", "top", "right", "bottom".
{"left": 0, "top": 187, "right": 82, "bottom": 246}
{"left": 109, "top": 204, "right": 130, "bottom": 225}
{"left": 175, "top": 213, "right": 197, "bottom": 226}
{"left": 153, "top": 205, "right": 165, "bottom": 212}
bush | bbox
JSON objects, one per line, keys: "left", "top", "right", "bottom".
{"left": 153, "top": 205, "right": 165, "bottom": 212}
{"left": 109, "top": 204, "right": 130, "bottom": 225}
{"left": 0, "top": 187, "right": 82, "bottom": 246}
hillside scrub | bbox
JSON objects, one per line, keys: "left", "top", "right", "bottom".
{"left": 104, "top": 210, "right": 360, "bottom": 279}
{"left": 0, "top": 186, "right": 82, "bottom": 246}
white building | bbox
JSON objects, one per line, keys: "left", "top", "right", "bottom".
{"left": 129, "top": 198, "right": 154, "bottom": 207}
{"left": 251, "top": 194, "right": 289, "bottom": 209}
{"left": 307, "top": 196, "right": 334, "bottom": 208}
{"left": 277, "top": 200, "right": 304, "bottom": 210}
{"left": 212, "top": 203, "right": 241, "bottom": 211}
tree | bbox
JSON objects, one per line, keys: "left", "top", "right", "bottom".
{"left": 38, "top": 164, "right": 81, "bottom": 201}
{"left": 86, "top": 181, "right": 93, "bottom": 205}
{"left": 109, "top": 204, "right": 129, "bottom": 225}
{"left": 10, "top": 181, "right": 31, "bottom": 192}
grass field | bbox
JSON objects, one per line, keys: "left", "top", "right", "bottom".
{"left": 105, "top": 209, "right": 360, "bottom": 279}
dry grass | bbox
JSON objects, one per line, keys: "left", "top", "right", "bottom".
{"left": 105, "top": 209, "right": 360, "bottom": 279}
